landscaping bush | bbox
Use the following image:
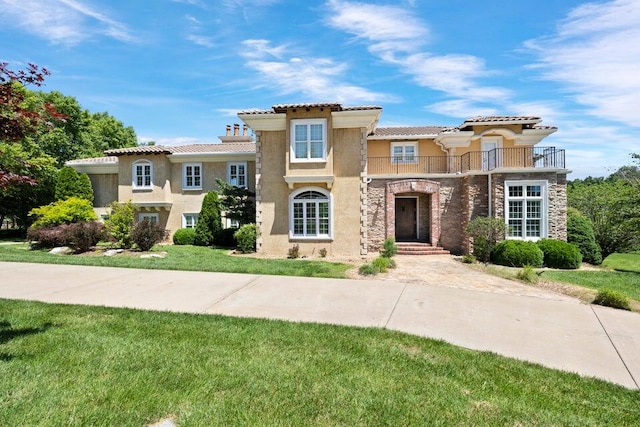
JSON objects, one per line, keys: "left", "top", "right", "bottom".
{"left": 55, "top": 166, "right": 94, "bottom": 202}
{"left": 194, "top": 192, "right": 221, "bottom": 246}
{"left": 567, "top": 208, "right": 602, "bottom": 265}
{"left": 29, "top": 197, "right": 97, "bottom": 228}
{"left": 593, "top": 289, "right": 631, "bottom": 311}
{"left": 358, "top": 263, "right": 377, "bottom": 275}
{"left": 465, "top": 216, "right": 507, "bottom": 262}
{"left": 319, "top": 248, "right": 327, "bottom": 258}
{"left": 462, "top": 254, "right": 476, "bottom": 264}
{"left": 516, "top": 265, "right": 538, "bottom": 283}
{"left": 372, "top": 256, "right": 392, "bottom": 273}
{"left": 215, "top": 227, "right": 238, "bottom": 248}
{"left": 380, "top": 238, "right": 398, "bottom": 258}
{"left": 287, "top": 244, "right": 300, "bottom": 259}
{"left": 537, "top": 238, "right": 582, "bottom": 269}
{"left": 490, "top": 240, "right": 543, "bottom": 267}
{"left": 105, "top": 201, "right": 136, "bottom": 248}
{"left": 27, "top": 221, "right": 104, "bottom": 253}
{"left": 172, "top": 228, "right": 195, "bottom": 245}
{"left": 131, "top": 219, "right": 166, "bottom": 252}
{"left": 234, "top": 223, "right": 258, "bottom": 253}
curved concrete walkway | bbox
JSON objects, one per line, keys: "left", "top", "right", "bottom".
{"left": 0, "top": 260, "right": 638, "bottom": 390}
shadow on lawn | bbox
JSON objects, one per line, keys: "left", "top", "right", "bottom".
{"left": 0, "top": 320, "right": 54, "bottom": 361}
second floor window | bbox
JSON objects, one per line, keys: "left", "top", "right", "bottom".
{"left": 391, "top": 142, "right": 418, "bottom": 163}
{"left": 183, "top": 163, "right": 202, "bottom": 190}
{"left": 132, "top": 160, "right": 152, "bottom": 189}
{"left": 227, "top": 162, "right": 247, "bottom": 188}
{"left": 291, "top": 119, "right": 327, "bottom": 162}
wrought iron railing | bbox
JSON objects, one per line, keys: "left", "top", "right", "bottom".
{"left": 368, "top": 147, "right": 565, "bottom": 175}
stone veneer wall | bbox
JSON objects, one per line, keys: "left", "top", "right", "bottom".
{"left": 460, "top": 175, "right": 489, "bottom": 253}
{"left": 491, "top": 172, "right": 568, "bottom": 241}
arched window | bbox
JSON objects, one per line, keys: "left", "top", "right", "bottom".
{"left": 289, "top": 188, "right": 331, "bottom": 238}
{"left": 132, "top": 160, "right": 153, "bottom": 189}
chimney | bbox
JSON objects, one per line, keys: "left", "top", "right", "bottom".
{"left": 233, "top": 123, "right": 240, "bottom": 136}
{"left": 226, "top": 125, "right": 231, "bottom": 136}
{"left": 243, "top": 124, "right": 248, "bottom": 136}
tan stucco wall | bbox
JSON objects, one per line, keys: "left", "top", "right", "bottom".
{"left": 285, "top": 108, "right": 334, "bottom": 177}
{"left": 88, "top": 173, "right": 118, "bottom": 208}
{"left": 367, "top": 139, "right": 446, "bottom": 158}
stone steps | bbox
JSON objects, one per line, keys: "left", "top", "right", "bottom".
{"left": 396, "top": 242, "right": 450, "bottom": 256}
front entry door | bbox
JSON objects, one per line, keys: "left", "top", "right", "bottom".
{"left": 395, "top": 198, "right": 417, "bottom": 241}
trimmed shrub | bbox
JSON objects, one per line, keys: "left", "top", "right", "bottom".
{"left": 358, "top": 263, "right": 377, "bottom": 275}
{"left": 194, "top": 192, "right": 221, "bottom": 246}
{"left": 215, "top": 227, "right": 238, "bottom": 248}
{"left": 27, "top": 221, "right": 103, "bottom": 253}
{"left": 372, "top": 256, "right": 392, "bottom": 273}
{"left": 567, "top": 208, "right": 602, "bottom": 265}
{"left": 490, "top": 240, "right": 543, "bottom": 267}
{"left": 465, "top": 216, "right": 507, "bottom": 262}
{"left": 287, "top": 244, "right": 300, "bottom": 259}
{"left": 55, "top": 166, "right": 94, "bottom": 202}
{"left": 380, "top": 238, "right": 398, "bottom": 258}
{"left": 593, "top": 289, "right": 631, "bottom": 311}
{"left": 462, "top": 254, "right": 476, "bottom": 264}
{"left": 319, "top": 248, "right": 327, "bottom": 258}
{"left": 234, "top": 223, "right": 258, "bottom": 253}
{"left": 29, "top": 197, "right": 97, "bottom": 228}
{"left": 537, "top": 238, "right": 582, "bottom": 269}
{"left": 105, "top": 201, "right": 136, "bottom": 248}
{"left": 131, "top": 219, "right": 166, "bottom": 252}
{"left": 173, "top": 228, "right": 195, "bottom": 245}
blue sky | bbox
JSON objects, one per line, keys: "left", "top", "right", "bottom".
{"left": 1, "top": 0, "right": 639, "bottom": 178}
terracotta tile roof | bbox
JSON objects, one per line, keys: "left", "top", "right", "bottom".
{"left": 105, "top": 142, "right": 255, "bottom": 156}
{"left": 239, "top": 103, "right": 382, "bottom": 115}
{"left": 66, "top": 156, "right": 118, "bottom": 165}
{"left": 372, "top": 126, "right": 446, "bottom": 137}
{"left": 462, "top": 116, "right": 541, "bottom": 124}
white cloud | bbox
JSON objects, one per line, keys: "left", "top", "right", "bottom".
{"left": 241, "top": 39, "right": 394, "bottom": 103}
{"left": 186, "top": 34, "right": 215, "bottom": 48}
{"left": 525, "top": 0, "right": 640, "bottom": 128}
{"left": 0, "top": 0, "right": 135, "bottom": 44}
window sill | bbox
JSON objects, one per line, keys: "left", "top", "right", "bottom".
{"left": 182, "top": 187, "right": 203, "bottom": 191}
{"left": 132, "top": 187, "right": 153, "bottom": 192}
{"left": 289, "top": 235, "right": 333, "bottom": 241}
{"left": 290, "top": 159, "right": 328, "bottom": 164}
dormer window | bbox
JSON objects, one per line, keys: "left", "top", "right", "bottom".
{"left": 290, "top": 119, "right": 327, "bottom": 162}
{"left": 132, "top": 159, "right": 152, "bottom": 189}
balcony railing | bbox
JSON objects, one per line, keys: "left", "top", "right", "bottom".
{"left": 368, "top": 147, "right": 565, "bottom": 175}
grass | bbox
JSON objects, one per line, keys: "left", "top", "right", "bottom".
{"left": 1, "top": 299, "right": 638, "bottom": 426}
{"left": 0, "top": 243, "right": 351, "bottom": 279}
{"left": 544, "top": 252, "right": 640, "bottom": 302}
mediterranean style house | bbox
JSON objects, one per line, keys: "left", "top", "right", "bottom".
{"left": 68, "top": 103, "right": 568, "bottom": 256}
{"left": 67, "top": 124, "right": 256, "bottom": 234}
{"left": 238, "top": 102, "right": 567, "bottom": 256}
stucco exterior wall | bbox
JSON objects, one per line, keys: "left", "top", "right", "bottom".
{"left": 88, "top": 173, "right": 118, "bottom": 208}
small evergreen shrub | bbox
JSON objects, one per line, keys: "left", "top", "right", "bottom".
{"left": 380, "top": 238, "right": 398, "bottom": 258}
{"left": 29, "top": 197, "right": 97, "bottom": 228}
{"left": 465, "top": 216, "right": 507, "bottom": 262}
{"left": 215, "top": 227, "right": 238, "bottom": 248}
{"left": 234, "top": 223, "right": 258, "bottom": 253}
{"left": 462, "top": 254, "right": 476, "bottom": 264}
{"left": 372, "top": 256, "right": 391, "bottom": 273}
{"left": 319, "top": 248, "right": 327, "bottom": 258}
{"left": 55, "top": 166, "right": 94, "bottom": 202}
{"left": 288, "top": 244, "right": 300, "bottom": 259}
{"left": 173, "top": 228, "right": 195, "bottom": 245}
{"left": 131, "top": 219, "right": 166, "bottom": 252}
{"left": 194, "top": 192, "right": 221, "bottom": 246}
{"left": 593, "top": 289, "right": 631, "bottom": 311}
{"left": 105, "top": 201, "right": 136, "bottom": 248}
{"left": 516, "top": 265, "right": 538, "bottom": 283}
{"left": 537, "top": 238, "right": 582, "bottom": 269}
{"left": 358, "top": 263, "right": 377, "bottom": 275}
{"left": 567, "top": 208, "right": 602, "bottom": 265}
{"left": 490, "top": 240, "right": 543, "bottom": 267}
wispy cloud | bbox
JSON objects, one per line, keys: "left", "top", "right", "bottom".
{"left": 186, "top": 34, "right": 215, "bottom": 48}
{"left": 525, "top": 0, "right": 640, "bottom": 128}
{"left": 0, "top": 0, "right": 136, "bottom": 44}
{"left": 325, "top": 0, "right": 509, "bottom": 116}
{"left": 241, "top": 39, "right": 394, "bottom": 103}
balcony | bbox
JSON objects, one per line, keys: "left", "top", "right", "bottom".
{"left": 367, "top": 146, "right": 565, "bottom": 175}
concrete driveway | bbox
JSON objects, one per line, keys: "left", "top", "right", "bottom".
{"left": 0, "top": 260, "right": 638, "bottom": 390}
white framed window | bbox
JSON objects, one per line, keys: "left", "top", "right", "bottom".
{"left": 289, "top": 187, "right": 332, "bottom": 239}
{"left": 290, "top": 119, "right": 327, "bottom": 162}
{"left": 391, "top": 142, "right": 418, "bottom": 163}
{"left": 505, "top": 180, "right": 547, "bottom": 240}
{"left": 182, "top": 213, "right": 199, "bottom": 228}
{"left": 227, "top": 162, "right": 247, "bottom": 188}
{"left": 138, "top": 212, "right": 159, "bottom": 225}
{"left": 132, "top": 160, "right": 152, "bottom": 189}
{"left": 183, "top": 163, "right": 202, "bottom": 190}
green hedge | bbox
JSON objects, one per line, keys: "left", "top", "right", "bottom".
{"left": 490, "top": 240, "right": 543, "bottom": 267}
{"left": 537, "top": 238, "right": 582, "bottom": 269}
{"left": 173, "top": 228, "right": 195, "bottom": 245}
{"left": 567, "top": 208, "right": 602, "bottom": 265}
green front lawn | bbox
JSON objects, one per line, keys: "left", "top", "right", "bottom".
{"left": 1, "top": 299, "right": 638, "bottom": 426}
{"left": 0, "top": 243, "right": 351, "bottom": 279}
{"left": 544, "top": 253, "right": 640, "bottom": 301}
